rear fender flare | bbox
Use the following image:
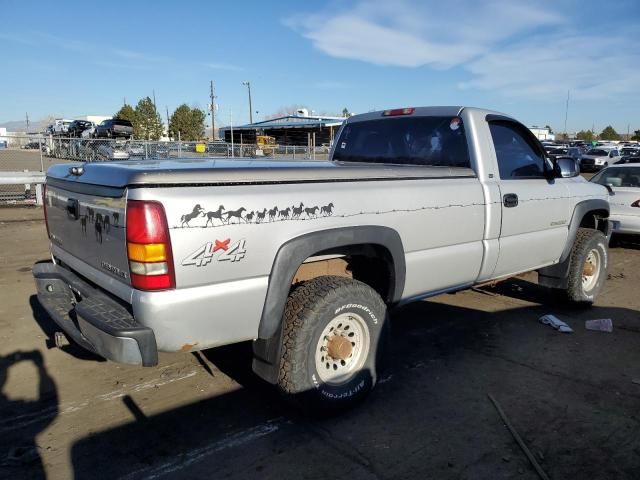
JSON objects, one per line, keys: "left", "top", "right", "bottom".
{"left": 257, "top": 225, "right": 406, "bottom": 339}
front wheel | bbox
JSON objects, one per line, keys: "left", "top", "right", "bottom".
{"left": 565, "top": 228, "right": 608, "bottom": 304}
{"left": 278, "top": 276, "right": 387, "bottom": 414}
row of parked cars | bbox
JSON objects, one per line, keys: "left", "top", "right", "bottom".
{"left": 543, "top": 142, "right": 640, "bottom": 172}
{"left": 47, "top": 119, "right": 134, "bottom": 139}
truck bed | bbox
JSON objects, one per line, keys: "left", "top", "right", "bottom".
{"left": 46, "top": 158, "right": 476, "bottom": 188}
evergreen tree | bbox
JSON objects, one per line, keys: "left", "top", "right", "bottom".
{"left": 134, "top": 97, "right": 163, "bottom": 140}
{"left": 599, "top": 125, "right": 619, "bottom": 141}
{"left": 169, "top": 104, "right": 206, "bottom": 141}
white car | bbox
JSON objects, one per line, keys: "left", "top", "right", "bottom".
{"left": 591, "top": 164, "right": 640, "bottom": 235}
{"left": 580, "top": 148, "right": 621, "bottom": 172}
{"left": 52, "top": 119, "right": 73, "bottom": 136}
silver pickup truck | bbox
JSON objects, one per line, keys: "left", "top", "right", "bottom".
{"left": 34, "top": 106, "right": 611, "bottom": 412}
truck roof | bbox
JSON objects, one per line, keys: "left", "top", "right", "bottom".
{"left": 347, "top": 106, "right": 510, "bottom": 123}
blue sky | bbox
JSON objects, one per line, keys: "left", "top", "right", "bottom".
{"left": 1, "top": 0, "right": 639, "bottom": 133}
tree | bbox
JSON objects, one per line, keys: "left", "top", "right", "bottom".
{"left": 544, "top": 125, "right": 554, "bottom": 134}
{"left": 631, "top": 129, "right": 640, "bottom": 141}
{"left": 342, "top": 108, "right": 351, "bottom": 118}
{"left": 599, "top": 125, "right": 619, "bottom": 141}
{"left": 134, "top": 97, "right": 163, "bottom": 140}
{"left": 168, "top": 104, "right": 206, "bottom": 141}
{"left": 114, "top": 104, "right": 137, "bottom": 125}
{"left": 576, "top": 130, "right": 595, "bottom": 142}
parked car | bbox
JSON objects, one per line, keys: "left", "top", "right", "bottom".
{"left": 590, "top": 165, "right": 640, "bottom": 236}
{"left": 94, "top": 119, "right": 134, "bottom": 139}
{"left": 20, "top": 141, "right": 42, "bottom": 150}
{"left": 620, "top": 147, "right": 640, "bottom": 157}
{"left": 580, "top": 148, "right": 621, "bottom": 172}
{"left": 615, "top": 155, "right": 640, "bottom": 165}
{"left": 126, "top": 141, "right": 146, "bottom": 157}
{"left": 34, "top": 106, "right": 611, "bottom": 413}
{"left": 546, "top": 146, "right": 582, "bottom": 164}
{"left": 93, "top": 142, "right": 131, "bottom": 161}
{"left": 52, "top": 119, "right": 73, "bottom": 136}
{"left": 67, "top": 120, "right": 95, "bottom": 138}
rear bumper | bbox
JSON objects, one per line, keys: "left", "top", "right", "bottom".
{"left": 32, "top": 262, "right": 158, "bottom": 366}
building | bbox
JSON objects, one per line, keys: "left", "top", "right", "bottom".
{"left": 529, "top": 126, "right": 555, "bottom": 141}
{"left": 219, "top": 112, "right": 345, "bottom": 146}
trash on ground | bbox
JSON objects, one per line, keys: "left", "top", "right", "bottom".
{"left": 585, "top": 318, "right": 613, "bottom": 333}
{"left": 539, "top": 314, "right": 573, "bottom": 333}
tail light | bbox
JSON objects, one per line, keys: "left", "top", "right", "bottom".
{"left": 126, "top": 200, "right": 175, "bottom": 290}
{"left": 43, "top": 184, "right": 50, "bottom": 239}
{"left": 382, "top": 107, "right": 415, "bottom": 116}
{"left": 632, "top": 200, "right": 640, "bottom": 208}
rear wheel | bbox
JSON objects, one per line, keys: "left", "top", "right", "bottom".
{"left": 278, "top": 276, "right": 387, "bottom": 414}
{"left": 565, "top": 228, "right": 608, "bottom": 304}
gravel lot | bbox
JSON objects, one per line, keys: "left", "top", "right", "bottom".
{"left": 0, "top": 207, "right": 639, "bottom": 480}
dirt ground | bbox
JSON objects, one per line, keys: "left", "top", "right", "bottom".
{"left": 0, "top": 207, "right": 639, "bottom": 480}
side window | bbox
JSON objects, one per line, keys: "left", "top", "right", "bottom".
{"left": 489, "top": 121, "right": 546, "bottom": 179}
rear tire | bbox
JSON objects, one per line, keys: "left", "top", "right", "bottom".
{"left": 565, "top": 228, "right": 608, "bottom": 305}
{"left": 278, "top": 276, "right": 387, "bottom": 414}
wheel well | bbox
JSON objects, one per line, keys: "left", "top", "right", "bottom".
{"left": 579, "top": 209, "right": 609, "bottom": 234}
{"left": 292, "top": 244, "right": 395, "bottom": 304}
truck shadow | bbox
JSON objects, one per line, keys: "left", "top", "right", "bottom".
{"left": 67, "top": 286, "right": 640, "bottom": 480}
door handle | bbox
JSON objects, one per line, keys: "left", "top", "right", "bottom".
{"left": 503, "top": 193, "right": 518, "bottom": 208}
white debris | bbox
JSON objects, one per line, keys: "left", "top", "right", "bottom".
{"left": 585, "top": 318, "right": 613, "bottom": 333}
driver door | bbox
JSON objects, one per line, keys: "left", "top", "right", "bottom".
{"left": 489, "top": 120, "right": 574, "bottom": 278}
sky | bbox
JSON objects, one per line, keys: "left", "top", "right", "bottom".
{"left": 1, "top": 0, "right": 639, "bottom": 133}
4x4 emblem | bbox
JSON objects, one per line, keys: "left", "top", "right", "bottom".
{"left": 182, "top": 239, "right": 246, "bottom": 267}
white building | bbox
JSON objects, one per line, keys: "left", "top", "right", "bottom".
{"left": 529, "top": 126, "right": 555, "bottom": 141}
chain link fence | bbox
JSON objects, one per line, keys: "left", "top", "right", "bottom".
{"left": 0, "top": 133, "right": 331, "bottom": 204}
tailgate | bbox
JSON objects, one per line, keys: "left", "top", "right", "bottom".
{"left": 46, "top": 181, "right": 130, "bottom": 285}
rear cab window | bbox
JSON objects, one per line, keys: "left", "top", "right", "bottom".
{"left": 332, "top": 116, "right": 471, "bottom": 168}
{"left": 488, "top": 120, "right": 547, "bottom": 179}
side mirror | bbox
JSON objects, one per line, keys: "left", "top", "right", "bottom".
{"left": 556, "top": 157, "right": 580, "bottom": 178}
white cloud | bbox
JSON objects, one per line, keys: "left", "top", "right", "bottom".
{"left": 460, "top": 31, "right": 640, "bottom": 99}
{"left": 286, "top": 0, "right": 562, "bottom": 68}
{"left": 287, "top": 0, "right": 640, "bottom": 99}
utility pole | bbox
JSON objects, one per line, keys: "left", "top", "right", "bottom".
{"left": 25, "top": 112, "right": 29, "bottom": 131}
{"left": 242, "top": 81, "right": 253, "bottom": 124}
{"left": 210, "top": 80, "right": 217, "bottom": 140}
{"left": 563, "top": 90, "right": 570, "bottom": 138}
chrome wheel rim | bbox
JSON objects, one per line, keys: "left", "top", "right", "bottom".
{"left": 315, "top": 312, "right": 370, "bottom": 385}
{"left": 582, "top": 248, "right": 601, "bottom": 292}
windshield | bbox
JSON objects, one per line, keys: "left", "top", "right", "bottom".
{"left": 333, "top": 116, "right": 470, "bottom": 167}
{"left": 591, "top": 167, "right": 640, "bottom": 188}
